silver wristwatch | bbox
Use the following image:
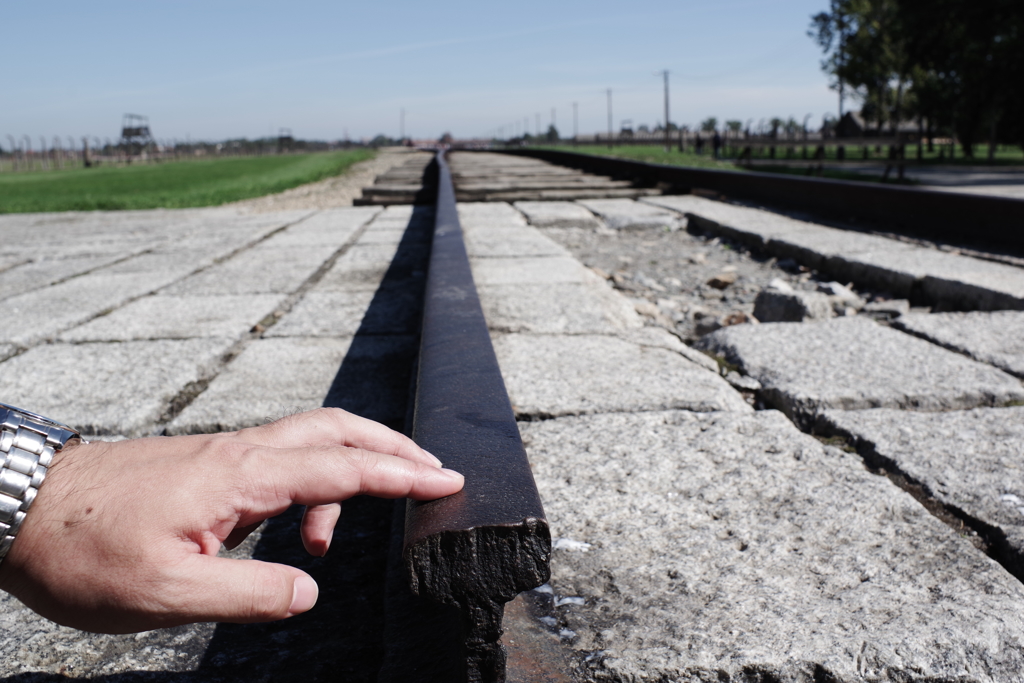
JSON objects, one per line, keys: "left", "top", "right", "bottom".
{"left": 0, "top": 403, "right": 83, "bottom": 563}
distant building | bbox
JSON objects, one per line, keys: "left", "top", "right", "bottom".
{"left": 836, "top": 111, "right": 919, "bottom": 138}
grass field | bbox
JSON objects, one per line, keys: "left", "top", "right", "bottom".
{"left": 0, "top": 149, "right": 375, "bottom": 213}
{"left": 537, "top": 145, "right": 739, "bottom": 170}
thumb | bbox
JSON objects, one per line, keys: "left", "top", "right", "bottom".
{"left": 177, "top": 555, "right": 319, "bottom": 624}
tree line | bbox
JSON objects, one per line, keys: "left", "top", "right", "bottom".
{"left": 810, "top": 0, "right": 1023, "bottom": 157}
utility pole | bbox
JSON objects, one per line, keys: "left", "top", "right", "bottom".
{"left": 660, "top": 70, "right": 671, "bottom": 151}
{"left": 606, "top": 89, "right": 613, "bottom": 149}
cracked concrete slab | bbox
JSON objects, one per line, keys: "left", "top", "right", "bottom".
{"left": 265, "top": 206, "right": 379, "bottom": 247}
{"left": 513, "top": 201, "right": 601, "bottom": 229}
{"left": 819, "top": 406, "right": 1024, "bottom": 577}
{"left": 895, "top": 310, "right": 1024, "bottom": 378}
{"left": 576, "top": 198, "right": 679, "bottom": 230}
{"left": 169, "top": 335, "right": 416, "bottom": 434}
{"left": 695, "top": 317, "right": 1024, "bottom": 426}
{"left": 493, "top": 333, "right": 750, "bottom": 418}
{"left": 58, "top": 294, "right": 283, "bottom": 342}
{"left": 0, "top": 338, "right": 234, "bottom": 436}
{"left": 650, "top": 194, "right": 1024, "bottom": 310}
{"left": 520, "top": 409, "right": 1024, "bottom": 682}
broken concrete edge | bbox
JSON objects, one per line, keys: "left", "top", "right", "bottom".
{"left": 404, "top": 519, "right": 552, "bottom": 683}
{"left": 684, "top": 210, "right": 1024, "bottom": 312}
{"left": 812, "top": 411, "right": 1024, "bottom": 584}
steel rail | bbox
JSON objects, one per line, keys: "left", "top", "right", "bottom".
{"left": 497, "top": 148, "right": 1024, "bottom": 254}
{"left": 404, "top": 150, "right": 551, "bottom": 683}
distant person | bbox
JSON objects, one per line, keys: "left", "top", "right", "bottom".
{"left": 695, "top": 134, "right": 704, "bottom": 156}
{"left": 0, "top": 404, "right": 464, "bottom": 633}
{"left": 712, "top": 131, "right": 722, "bottom": 159}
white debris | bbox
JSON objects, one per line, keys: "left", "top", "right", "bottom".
{"left": 559, "top": 629, "right": 578, "bottom": 640}
{"left": 533, "top": 583, "right": 554, "bottom": 594}
{"left": 1001, "top": 493, "right": 1022, "bottom": 505}
{"left": 556, "top": 597, "right": 586, "bottom": 607}
{"left": 553, "top": 537, "right": 592, "bottom": 552}
{"left": 538, "top": 616, "right": 557, "bottom": 627}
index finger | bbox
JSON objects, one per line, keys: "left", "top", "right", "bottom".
{"left": 236, "top": 408, "right": 442, "bottom": 467}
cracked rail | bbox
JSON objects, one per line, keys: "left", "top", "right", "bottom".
{"left": 404, "top": 151, "right": 551, "bottom": 683}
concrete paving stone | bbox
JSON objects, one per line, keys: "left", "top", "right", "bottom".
{"left": 477, "top": 281, "right": 642, "bottom": 334}
{"left": 894, "top": 310, "right": 1024, "bottom": 378}
{"left": 493, "top": 333, "right": 750, "bottom": 418}
{"left": 0, "top": 338, "right": 234, "bottom": 436}
{"left": 0, "top": 253, "right": 134, "bottom": 300}
{"left": 464, "top": 227, "right": 571, "bottom": 258}
{"left": 58, "top": 294, "right": 284, "bottom": 342}
{"left": 315, "top": 243, "right": 416, "bottom": 293}
{"left": 0, "top": 344, "right": 15, "bottom": 361}
{"left": 0, "top": 271, "right": 193, "bottom": 346}
{"left": 263, "top": 206, "right": 380, "bottom": 247}
{"left": 620, "top": 326, "right": 722, "bottom": 373}
{"left": 266, "top": 289, "right": 421, "bottom": 337}
{"left": 471, "top": 256, "right": 600, "bottom": 287}
{"left": 162, "top": 244, "right": 333, "bottom": 296}
{"left": 513, "top": 201, "right": 601, "bottom": 229}
{"left": 169, "top": 335, "right": 416, "bottom": 433}
{"left": 576, "top": 198, "right": 680, "bottom": 230}
{"left": 820, "top": 406, "right": 1024, "bottom": 572}
{"left": 696, "top": 316, "right": 1024, "bottom": 426}
{"left": 456, "top": 201, "right": 529, "bottom": 228}
{"left": 519, "top": 409, "right": 1024, "bottom": 682}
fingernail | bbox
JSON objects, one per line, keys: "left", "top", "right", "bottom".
{"left": 439, "top": 468, "right": 464, "bottom": 481}
{"left": 422, "top": 449, "right": 443, "bottom": 467}
{"left": 289, "top": 575, "right": 319, "bottom": 616}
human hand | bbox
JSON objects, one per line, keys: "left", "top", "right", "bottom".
{"left": 0, "top": 408, "right": 463, "bottom": 633}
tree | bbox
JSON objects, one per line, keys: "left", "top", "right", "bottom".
{"left": 700, "top": 117, "right": 718, "bottom": 133}
{"left": 725, "top": 120, "right": 743, "bottom": 133}
{"left": 545, "top": 125, "right": 559, "bottom": 142}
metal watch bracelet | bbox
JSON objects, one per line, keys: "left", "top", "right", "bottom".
{"left": 0, "top": 403, "right": 83, "bottom": 564}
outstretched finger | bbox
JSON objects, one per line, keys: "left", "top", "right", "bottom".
{"left": 236, "top": 408, "right": 442, "bottom": 467}
{"left": 238, "top": 446, "right": 464, "bottom": 519}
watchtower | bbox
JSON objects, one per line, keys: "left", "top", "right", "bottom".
{"left": 119, "top": 114, "right": 154, "bottom": 158}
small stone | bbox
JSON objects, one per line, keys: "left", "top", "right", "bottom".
{"left": 725, "top": 370, "right": 762, "bottom": 391}
{"left": 707, "top": 272, "right": 737, "bottom": 289}
{"left": 752, "top": 289, "right": 833, "bottom": 322}
{"left": 767, "top": 277, "right": 794, "bottom": 293}
{"left": 688, "top": 252, "right": 708, "bottom": 265}
{"left": 590, "top": 266, "right": 610, "bottom": 280}
{"left": 719, "top": 310, "right": 753, "bottom": 327}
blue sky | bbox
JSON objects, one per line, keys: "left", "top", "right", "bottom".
{"left": 1, "top": 0, "right": 838, "bottom": 143}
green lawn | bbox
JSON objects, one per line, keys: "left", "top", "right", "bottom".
{"left": 535, "top": 145, "right": 740, "bottom": 170}
{"left": 0, "top": 149, "right": 375, "bottom": 213}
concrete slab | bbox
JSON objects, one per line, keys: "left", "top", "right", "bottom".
{"left": 820, "top": 406, "right": 1024, "bottom": 575}
{"left": 0, "top": 253, "right": 133, "bottom": 300}
{"left": 696, "top": 317, "right": 1024, "bottom": 426}
{"left": 493, "top": 333, "right": 750, "bottom": 418}
{"left": 477, "top": 282, "right": 641, "bottom": 334}
{"left": 169, "top": 335, "right": 416, "bottom": 433}
{"left": 264, "top": 206, "right": 379, "bottom": 247}
{"left": 470, "top": 256, "right": 598, "bottom": 287}
{"left": 513, "top": 201, "right": 601, "bottom": 229}
{"left": 463, "top": 227, "right": 571, "bottom": 258}
{"left": 266, "top": 290, "right": 421, "bottom": 337}
{"left": 456, "top": 201, "right": 529, "bottom": 227}
{"left": 0, "top": 271, "right": 191, "bottom": 346}
{"left": 0, "top": 338, "right": 234, "bottom": 436}
{"left": 656, "top": 195, "right": 1024, "bottom": 310}
{"left": 894, "top": 310, "right": 1024, "bottom": 378}
{"left": 520, "top": 410, "right": 1024, "bottom": 682}
{"left": 58, "top": 294, "right": 283, "bottom": 342}
{"left": 576, "top": 198, "right": 679, "bottom": 230}
{"left": 315, "top": 243, "right": 418, "bottom": 293}
{"left": 0, "top": 344, "right": 15, "bottom": 361}
{"left": 162, "top": 244, "right": 331, "bottom": 296}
